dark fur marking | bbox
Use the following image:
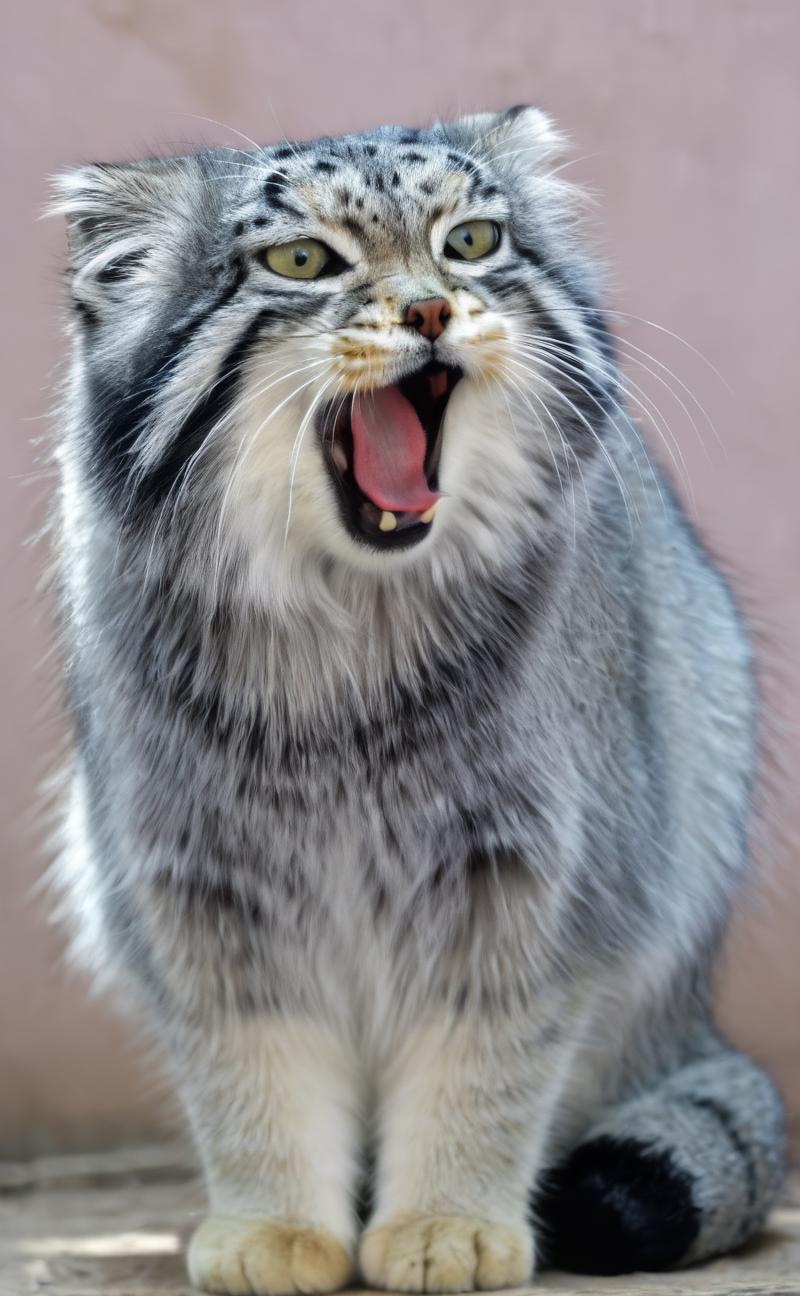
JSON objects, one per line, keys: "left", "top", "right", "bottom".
{"left": 583, "top": 306, "right": 617, "bottom": 366}
{"left": 465, "top": 846, "right": 528, "bottom": 878}
{"left": 73, "top": 299, "right": 99, "bottom": 327}
{"left": 391, "top": 171, "right": 401, "bottom": 187}
{"left": 419, "top": 180, "right": 434, "bottom": 195}
{"left": 403, "top": 151, "right": 424, "bottom": 163}
{"left": 158, "top": 872, "right": 264, "bottom": 925}
{"left": 374, "top": 174, "right": 384, "bottom": 193}
{"left": 502, "top": 276, "right": 615, "bottom": 431}
{"left": 133, "top": 307, "right": 279, "bottom": 511}
{"left": 233, "top": 220, "right": 245, "bottom": 237}
{"left": 84, "top": 257, "right": 249, "bottom": 494}
{"left": 166, "top": 256, "right": 248, "bottom": 342}
{"left": 535, "top": 1136, "right": 700, "bottom": 1274}
{"left": 511, "top": 237, "right": 606, "bottom": 340}
{"left": 264, "top": 172, "right": 303, "bottom": 216}
{"left": 315, "top": 160, "right": 336, "bottom": 174}
{"left": 95, "top": 249, "right": 146, "bottom": 284}
{"left": 509, "top": 235, "right": 544, "bottom": 271}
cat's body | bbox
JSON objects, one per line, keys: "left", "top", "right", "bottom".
{"left": 52, "top": 109, "right": 785, "bottom": 1293}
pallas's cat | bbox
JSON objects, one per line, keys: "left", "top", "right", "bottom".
{"left": 51, "top": 108, "right": 784, "bottom": 1293}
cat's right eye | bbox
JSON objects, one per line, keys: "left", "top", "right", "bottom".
{"left": 263, "top": 239, "right": 340, "bottom": 280}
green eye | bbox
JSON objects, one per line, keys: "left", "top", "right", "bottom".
{"left": 264, "top": 238, "right": 332, "bottom": 279}
{"left": 444, "top": 220, "right": 500, "bottom": 261}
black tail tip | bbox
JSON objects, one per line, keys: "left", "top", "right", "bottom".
{"left": 535, "top": 1135, "right": 701, "bottom": 1275}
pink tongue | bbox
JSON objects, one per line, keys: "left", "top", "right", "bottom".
{"left": 351, "top": 385, "right": 439, "bottom": 513}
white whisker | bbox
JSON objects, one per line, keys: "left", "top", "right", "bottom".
{"left": 502, "top": 352, "right": 637, "bottom": 537}
{"left": 510, "top": 338, "right": 674, "bottom": 516}
{"left": 284, "top": 379, "right": 337, "bottom": 546}
{"left": 210, "top": 369, "right": 334, "bottom": 600}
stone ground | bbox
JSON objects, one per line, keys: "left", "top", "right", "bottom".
{"left": 0, "top": 1149, "right": 798, "bottom": 1296}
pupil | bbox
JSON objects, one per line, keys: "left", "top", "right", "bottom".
{"left": 464, "top": 230, "right": 474, "bottom": 246}
{"left": 294, "top": 249, "right": 309, "bottom": 266}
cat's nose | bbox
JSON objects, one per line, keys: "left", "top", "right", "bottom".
{"left": 404, "top": 297, "right": 452, "bottom": 341}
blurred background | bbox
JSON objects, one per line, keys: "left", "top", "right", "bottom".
{"left": 1, "top": 0, "right": 798, "bottom": 1162}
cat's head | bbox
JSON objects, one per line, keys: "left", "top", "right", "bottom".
{"left": 55, "top": 108, "right": 613, "bottom": 595}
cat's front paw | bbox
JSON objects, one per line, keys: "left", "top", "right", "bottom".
{"left": 187, "top": 1217, "right": 354, "bottom": 1295}
{"left": 359, "top": 1214, "right": 533, "bottom": 1292}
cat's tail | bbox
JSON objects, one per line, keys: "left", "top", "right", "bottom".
{"left": 535, "top": 1042, "right": 786, "bottom": 1275}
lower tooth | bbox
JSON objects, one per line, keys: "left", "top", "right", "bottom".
{"left": 331, "top": 443, "right": 347, "bottom": 472}
{"left": 379, "top": 511, "right": 397, "bottom": 532}
{"left": 420, "top": 504, "right": 437, "bottom": 524}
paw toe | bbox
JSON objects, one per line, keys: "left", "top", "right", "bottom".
{"left": 360, "top": 1214, "right": 532, "bottom": 1292}
{"left": 188, "top": 1217, "right": 353, "bottom": 1295}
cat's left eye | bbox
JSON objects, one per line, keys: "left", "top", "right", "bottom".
{"left": 263, "top": 238, "right": 338, "bottom": 280}
{"left": 444, "top": 220, "right": 501, "bottom": 262}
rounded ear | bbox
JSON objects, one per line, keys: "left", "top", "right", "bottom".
{"left": 448, "top": 105, "right": 565, "bottom": 174}
{"left": 49, "top": 159, "right": 192, "bottom": 275}
{"left": 47, "top": 157, "right": 202, "bottom": 317}
{"left": 51, "top": 164, "right": 154, "bottom": 273}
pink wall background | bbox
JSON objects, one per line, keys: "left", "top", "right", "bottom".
{"left": 1, "top": 0, "right": 799, "bottom": 1157}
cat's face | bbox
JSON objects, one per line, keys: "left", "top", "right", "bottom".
{"left": 56, "top": 109, "right": 611, "bottom": 588}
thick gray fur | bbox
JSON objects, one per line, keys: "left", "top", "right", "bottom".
{"left": 50, "top": 108, "right": 785, "bottom": 1292}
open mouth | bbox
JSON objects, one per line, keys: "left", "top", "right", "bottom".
{"left": 319, "top": 362, "right": 463, "bottom": 550}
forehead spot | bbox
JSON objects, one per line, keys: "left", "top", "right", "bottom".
{"left": 274, "top": 146, "right": 294, "bottom": 160}
{"left": 365, "top": 144, "right": 377, "bottom": 157}
{"left": 403, "top": 151, "right": 425, "bottom": 163}
{"left": 391, "top": 172, "right": 401, "bottom": 187}
{"left": 315, "top": 159, "right": 336, "bottom": 174}
{"left": 263, "top": 171, "right": 304, "bottom": 216}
